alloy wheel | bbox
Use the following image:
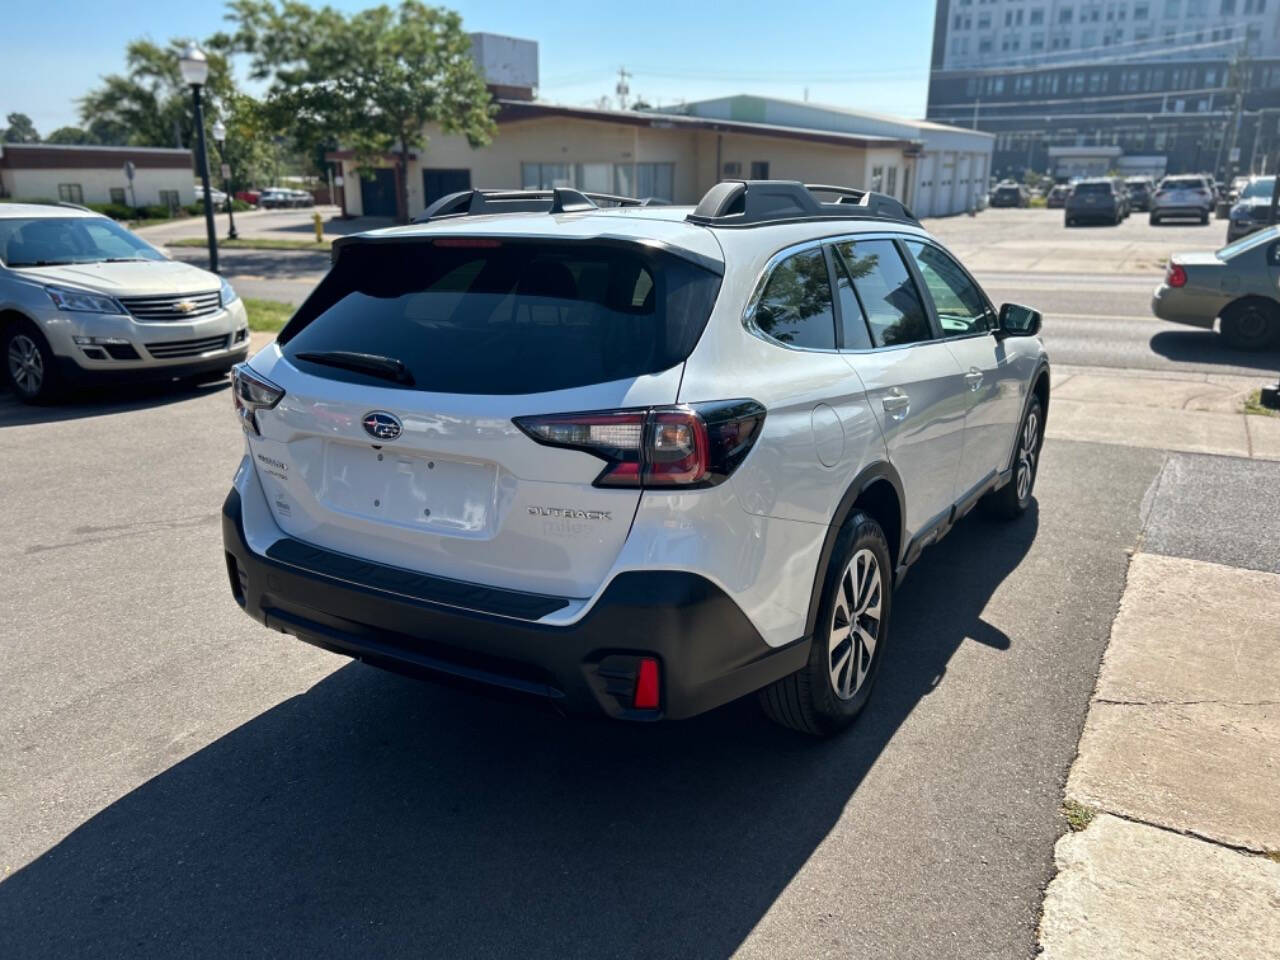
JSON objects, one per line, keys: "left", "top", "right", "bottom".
{"left": 8, "top": 334, "right": 44, "bottom": 396}
{"left": 1016, "top": 409, "right": 1039, "bottom": 501}
{"left": 828, "top": 548, "right": 882, "bottom": 700}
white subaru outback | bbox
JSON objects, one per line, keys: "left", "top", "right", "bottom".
{"left": 222, "top": 181, "right": 1049, "bottom": 735}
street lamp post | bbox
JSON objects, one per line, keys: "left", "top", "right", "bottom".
{"left": 179, "top": 43, "right": 218, "bottom": 274}
{"left": 212, "top": 120, "right": 238, "bottom": 240}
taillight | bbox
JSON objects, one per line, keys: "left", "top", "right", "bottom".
{"left": 232, "top": 363, "right": 284, "bottom": 436}
{"left": 1166, "top": 263, "right": 1188, "bottom": 288}
{"left": 515, "top": 400, "right": 766, "bottom": 489}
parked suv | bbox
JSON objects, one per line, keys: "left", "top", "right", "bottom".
{"left": 1, "top": 204, "right": 249, "bottom": 402}
{"left": 1226, "top": 176, "right": 1277, "bottom": 243}
{"left": 990, "top": 181, "right": 1029, "bottom": 208}
{"left": 221, "top": 181, "right": 1049, "bottom": 735}
{"left": 1124, "top": 177, "right": 1155, "bottom": 212}
{"left": 1065, "top": 179, "right": 1123, "bottom": 226}
{"left": 1150, "top": 176, "right": 1214, "bottom": 225}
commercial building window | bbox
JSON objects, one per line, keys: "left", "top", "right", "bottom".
{"left": 57, "top": 184, "right": 84, "bottom": 204}
{"left": 1134, "top": 1, "right": 1150, "bottom": 16}
{"left": 1221, "top": 0, "right": 1236, "bottom": 11}
{"left": 158, "top": 190, "right": 180, "bottom": 209}
{"left": 1031, "top": 32, "right": 1045, "bottom": 49}
{"left": 615, "top": 162, "right": 674, "bottom": 201}
{"left": 576, "top": 163, "right": 612, "bottom": 193}
{"left": 722, "top": 161, "right": 743, "bottom": 178}
{"left": 109, "top": 187, "right": 127, "bottom": 205}
{"left": 978, "top": 12, "right": 991, "bottom": 28}
{"left": 1030, "top": 7, "right": 1044, "bottom": 24}
{"left": 1059, "top": 7, "right": 1074, "bottom": 21}
{"left": 1083, "top": 29, "right": 1098, "bottom": 46}
{"left": 520, "top": 163, "right": 571, "bottom": 189}
{"left": 871, "top": 165, "right": 885, "bottom": 190}
{"left": 750, "top": 161, "right": 770, "bottom": 179}
{"left": 1164, "top": 0, "right": 1180, "bottom": 12}
{"left": 886, "top": 166, "right": 897, "bottom": 197}
{"left": 979, "top": 37, "right": 993, "bottom": 53}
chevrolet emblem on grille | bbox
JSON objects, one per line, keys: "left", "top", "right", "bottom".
{"left": 174, "top": 299, "right": 197, "bottom": 314}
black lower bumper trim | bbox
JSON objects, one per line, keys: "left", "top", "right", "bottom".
{"left": 54, "top": 348, "right": 248, "bottom": 386}
{"left": 222, "top": 488, "right": 809, "bottom": 720}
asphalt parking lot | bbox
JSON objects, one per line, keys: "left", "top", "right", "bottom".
{"left": 0, "top": 206, "right": 1274, "bottom": 958}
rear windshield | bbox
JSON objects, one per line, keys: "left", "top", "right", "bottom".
{"left": 279, "top": 239, "right": 721, "bottom": 394}
{"left": 1162, "top": 178, "right": 1204, "bottom": 190}
{"left": 1074, "top": 182, "right": 1112, "bottom": 195}
{"left": 996, "top": 187, "right": 1019, "bottom": 196}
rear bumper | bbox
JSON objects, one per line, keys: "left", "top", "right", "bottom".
{"left": 1152, "top": 206, "right": 1210, "bottom": 218}
{"left": 1151, "top": 285, "right": 1217, "bottom": 329}
{"left": 221, "top": 488, "right": 809, "bottom": 720}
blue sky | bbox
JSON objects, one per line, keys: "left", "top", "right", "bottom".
{"left": 2, "top": 0, "right": 937, "bottom": 134}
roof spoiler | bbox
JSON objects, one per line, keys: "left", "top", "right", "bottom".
{"left": 686, "top": 180, "right": 918, "bottom": 228}
{"left": 412, "top": 188, "right": 662, "bottom": 223}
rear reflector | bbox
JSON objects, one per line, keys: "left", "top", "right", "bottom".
{"left": 634, "top": 657, "right": 660, "bottom": 710}
{"left": 514, "top": 400, "right": 765, "bottom": 490}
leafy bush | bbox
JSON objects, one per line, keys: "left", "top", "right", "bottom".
{"left": 87, "top": 202, "right": 135, "bottom": 220}
{"left": 139, "top": 204, "right": 175, "bottom": 220}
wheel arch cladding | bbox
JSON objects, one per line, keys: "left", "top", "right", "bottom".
{"left": 804, "top": 461, "right": 905, "bottom": 639}
{"left": 1032, "top": 365, "right": 1050, "bottom": 426}
{"left": 0, "top": 308, "right": 31, "bottom": 337}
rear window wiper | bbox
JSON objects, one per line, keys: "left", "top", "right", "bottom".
{"left": 294, "top": 350, "right": 416, "bottom": 386}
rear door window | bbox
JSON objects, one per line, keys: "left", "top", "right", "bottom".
{"left": 750, "top": 247, "right": 837, "bottom": 350}
{"left": 834, "top": 239, "right": 932, "bottom": 348}
{"left": 279, "top": 240, "right": 721, "bottom": 394}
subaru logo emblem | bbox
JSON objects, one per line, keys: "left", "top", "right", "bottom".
{"left": 362, "top": 411, "right": 402, "bottom": 441}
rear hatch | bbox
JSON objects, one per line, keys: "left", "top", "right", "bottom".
{"left": 1158, "top": 179, "right": 1209, "bottom": 208}
{"left": 244, "top": 231, "right": 722, "bottom": 599}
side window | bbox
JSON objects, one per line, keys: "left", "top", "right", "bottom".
{"left": 834, "top": 239, "right": 932, "bottom": 348}
{"left": 751, "top": 247, "right": 837, "bottom": 349}
{"left": 904, "top": 240, "right": 997, "bottom": 335}
{"left": 829, "top": 245, "right": 874, "bottom": 350}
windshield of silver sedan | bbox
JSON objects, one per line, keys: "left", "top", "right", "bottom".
{"left": 0, "top": 217, "right": 165, "bottom": 268}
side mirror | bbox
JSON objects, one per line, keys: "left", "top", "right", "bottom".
{"left": 997, "top": 302, "right": 1042, "bottom": 338}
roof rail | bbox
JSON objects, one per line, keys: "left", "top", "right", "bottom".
{"left": 413, "top": 187, "right": 652, "bottom": 223}
{"left": 686, "top": 180, "right": 918, "bottom": 228}
{"left": 56, "top": 201, "right": 94, "bottom": 213}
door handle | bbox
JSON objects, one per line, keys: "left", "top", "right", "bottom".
{"left": 882, "top": 389, "right": 910, "bottom": 419}
{"left": 964, "top": 367, "right": 984, "bottom": 391}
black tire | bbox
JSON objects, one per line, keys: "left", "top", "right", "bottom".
{"left": 1220, "top": 300, "right": 1280, "bottom": 351}
{"left": 1200, "top": 211, "right": 1210, "bottom": 225}
{"left": 4, "top": 319, "right": 61, "bottom": 404}
{"left": 981, "top": 396, "right": 1044, "bottom": 521}
{"left": 1065, "top": 217, "right": 1074, "bottom": 227}
{"left": 1149, "top": 213, "right": 1160, "bottom": 225}
{"left": 759, "top": 510, "right": 893, "bottom": 737}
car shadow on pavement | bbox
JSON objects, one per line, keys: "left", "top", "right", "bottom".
{"left": 0, "top": 378, "right": 229, "bottom": 428}
{"left": 0, "top": 506, "right": 1036, "bottom": 960}
{"left": 1149, "top": 329, "right": 1280, "bottom": 371}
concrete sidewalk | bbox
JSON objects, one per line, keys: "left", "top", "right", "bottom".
{"left": 1038, "top": 553, "right": 1280, "bottom": 958}
{"left": 1045, "top": 364, "right": 1280, "bottom": 461}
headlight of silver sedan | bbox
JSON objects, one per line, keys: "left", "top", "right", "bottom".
{"left": 44, "top": 285, "right": 124, "bottom": 314}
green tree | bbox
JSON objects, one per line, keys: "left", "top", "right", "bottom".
{"left": 79, "top": 39, "right": 235, "bottom": 149}
{"left": 45, "top": 126, "right": 96, "bottom": 144}
{"left": 226, "top": 0, "right": 496, "bottom": 222}
{"left": 2, "top": 112, "right": 40, "bottom": 143}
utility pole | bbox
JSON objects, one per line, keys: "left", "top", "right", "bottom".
{"left": 1218, "top": 46, "right": 1249, "bottom": 181}
{"left": 616, "top": 67, "right": 632, "bottom": 110}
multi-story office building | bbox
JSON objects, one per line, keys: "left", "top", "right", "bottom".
{"left": 926, "top": 0, "right": 1280, "bottom": 180}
